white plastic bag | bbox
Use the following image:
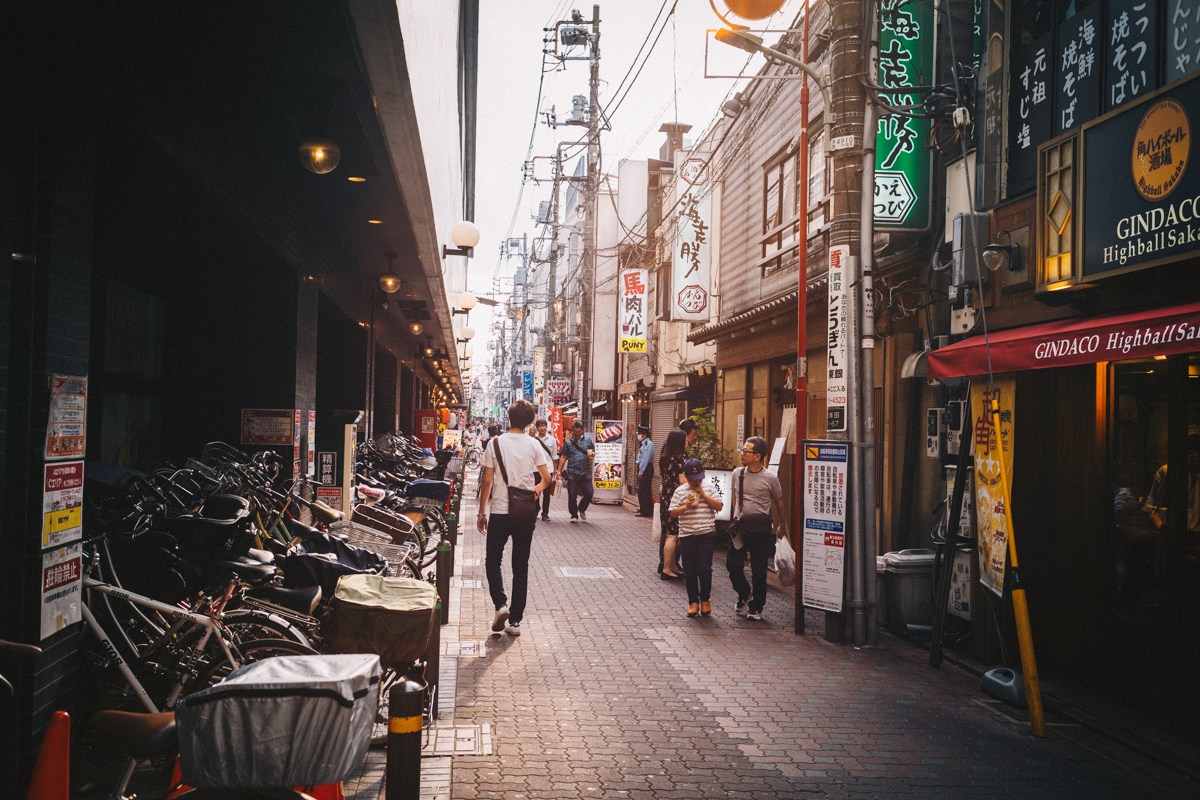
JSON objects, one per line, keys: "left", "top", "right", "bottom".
{"left": 651, "top": 508, "right": 662, "bottom": 543}
{"left": 775, "top": 536, "right": 796, "bottom": 587}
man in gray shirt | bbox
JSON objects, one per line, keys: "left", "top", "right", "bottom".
{"left": 726, "top": 436, "right": 787, "bottom": 621}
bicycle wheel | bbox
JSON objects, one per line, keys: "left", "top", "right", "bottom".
{"left": 171, "top": 789, "right": 318, "bottom": 799}
{"left": 190, "top": 639, "right": 319, "bottom": 694}
{"left": 221, "top": 609, "right": 313, "bottom": 649}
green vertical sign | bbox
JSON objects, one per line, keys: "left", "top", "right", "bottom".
{"left": 874, "top": 0, "right": 934, "bottom": 230}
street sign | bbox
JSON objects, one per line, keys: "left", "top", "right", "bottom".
{"left": 874, "top": 0, "right": 934, "bottom": 230}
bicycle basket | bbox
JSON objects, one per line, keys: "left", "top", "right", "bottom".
{"left": 177, "top": 653, "right": 381, "bottom": 788}
{"left": 323, "top": 574, "right": 437, "bottom": 668}
{"left": 402, "top": 479, "right": 451, "bottom": 503}
{"left": 200, "top": 441, "right": 247, "bottom": 468}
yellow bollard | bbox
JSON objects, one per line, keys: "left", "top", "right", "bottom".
{"left": 991, "top": 399, "right": 1046, "bottom": 738}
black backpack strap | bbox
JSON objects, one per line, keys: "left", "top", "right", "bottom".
{"left": 537, "top": 437, "right": 554, "bottom": 459}
{"left": 493, "top": 436, "right": 510, "bottom": 486}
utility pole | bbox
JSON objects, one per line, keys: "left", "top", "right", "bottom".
{"left": 579, "top": 3, "right": 600, "bottom": 430}
{"left": 548, "top": 146, "right": 562, "bottom": 368}
{"left": 826, "top": 0, "right": 868, "bottom": 646}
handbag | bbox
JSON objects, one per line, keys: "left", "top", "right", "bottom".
{"left": 727, "top": 469, "right": 746, "bottom": 549}
{"left": 651, "top": 507, "right": 663, "bottom": 543}
{"left": 492, "top": 436, "right": 539, "bottom": 525}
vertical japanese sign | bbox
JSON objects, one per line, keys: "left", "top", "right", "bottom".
{"left": 801, "top": 442, "right": 848, "bottom": 612}
{"left": 45, "top": 375, "right": 87, "bottom": 460}
{"left": 826, "top": 245, "right": 850, "bottom": 432}
{"left": 318, "top": 452, "right": 337, "bottom": 485}
{"left": 1105, "top": 0, "right": 1157, "bottom": 113}
{"left": 971, "top": 376, "right": 1016, "bottom": 597}
{"left": 1009, "top": 33, "right": 1053, "bottom": 193}
{"left": 1167, "top": 0, "right": 1200, "bottom": 84}
{"left": 619, "top": 269, "right": 649, "bottom": 352}
{"left": 307, "top": 410, "right": 316, "bottom": 477}
{"left": 293, "top": 409, "right": 302, "bottom": 477}
{"left": 43, "top": 461, "right": 84, "bottom": 548}
{"left": 41, "top": 543, "right": 82, "bottom": 640}
{"left": 672, "top": 152, "right": 712, "bottom": 321}
{"left": 533, "top": 348, "right": 546, "bottom": 392}
{"left": 1056, "top": 5, "right": 1101, "bottom": 134}
{"left": 874, "top": 0, "right": 933, "bottom": 230}
{"left": 549, "top": 405, "right": 564, "bottom": 447}
{"left": 522, "top": 359, "right": 534, "bottom": 400}
{"left": 593, "top": 420, "right": 624, "bottom": 493}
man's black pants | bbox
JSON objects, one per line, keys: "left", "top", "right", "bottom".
{"left": 637, "top": 464, "right": 654, "bottom": 515}
{"left": 566, "top": 475, "right": 594, "bottom": 518}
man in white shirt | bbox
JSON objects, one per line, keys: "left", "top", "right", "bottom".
{"left": 531, "top": 418, "right": 559, "bottom": 521}
{"left": 477, "top": 400, "right": 552, "bottom": 636}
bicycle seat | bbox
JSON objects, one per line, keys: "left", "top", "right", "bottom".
{"left": 245, "top": 547, "right": 275, "bottom": 565}
{"left": 284, "top": 516, "right": 324, "bottom": 540}
{"left": 308, "top": 499, "right": 343, "bottom": 523}
{"left": 90, "top": 710, "right": 178, "bottom": 758}
{"left": 248, "top": 583, "right": 322, "bottom": 615}
{"left": 208, "top": 559, "right": 275, "bottom": 584}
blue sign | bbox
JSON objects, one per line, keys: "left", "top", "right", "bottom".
{"left": 521, "top": 359, "right": 534, "bottom": 400}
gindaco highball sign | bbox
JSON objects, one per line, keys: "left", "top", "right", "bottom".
{"left": 1082, "top": 72, "right": 1200, "bottom": 279}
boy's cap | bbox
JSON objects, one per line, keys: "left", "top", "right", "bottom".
{"left": 683, "top": 458, "right": 705, "bottom": 481}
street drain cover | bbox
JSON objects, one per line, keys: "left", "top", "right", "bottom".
{"left": 557, "top": 566, "right": 622, "bottom": 579}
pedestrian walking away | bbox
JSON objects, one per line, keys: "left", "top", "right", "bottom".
{"left": 726, "top": 436, "right": 787, "bottom": 621}
{"left": 634, "top": 425, "right": 654, "bottom": 517}
{"left": 477, "top": 400, "right": 552, "bottom": 636}
{"left": 656, "top": 429, "right": 690, "bottom": 579}
{"left": 668, "top": 459, "right": 723, "bottom": 617}
{"left": 557, "top": 420, "right": 595, "bottom": 522}
{"left": 531, "top": 417, "right": 559, "bottom": 521}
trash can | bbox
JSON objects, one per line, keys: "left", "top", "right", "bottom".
{"left": 882, "top": 549, "right": 937, "bottom": 636}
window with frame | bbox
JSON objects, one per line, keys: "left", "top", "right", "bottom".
{"left": 761, "top": 149, "right": 800, "bottom": 275}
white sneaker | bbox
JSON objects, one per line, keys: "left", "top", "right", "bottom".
{"left": 736, "top": 596, "right": 750, "bottom": 617}
{"left": 492, "top": 606, "right": 510, "bottom": 632}
{"left": 746, "top": 611, "right": 764, "bottom": 621}
{"left": 505, "top": 621, "right": 521, "bottom": 636}
{"left": 580, "top": 511, "right": 587, "bottom": 521}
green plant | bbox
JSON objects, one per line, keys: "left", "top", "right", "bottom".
{"left": 686, "top": 407, "right": 736, "bottom": 469}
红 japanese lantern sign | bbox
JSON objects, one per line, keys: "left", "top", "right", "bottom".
{"left": 672, "top": 151, "right": 712, "bottom": 321}
{"left": 619, "top": 269, "right": 648, "bottom": 352}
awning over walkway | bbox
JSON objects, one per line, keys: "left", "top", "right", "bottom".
{"left": 927, "top": 301, "right": 1200, "bottom": 378}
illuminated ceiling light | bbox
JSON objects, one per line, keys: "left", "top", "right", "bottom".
{"left": 368, "top": 219, "right": 383, "bottom": 225}
{"left": 378, "top": 252, "right": 401, "bottom": 293}
{"left": 408, "top": 321, "right": 424, "bottom": 336}
{"left": 348, "top": 176, "right": 366, "bottom": 182}
{"left": 299, "top": 139, "right": 340, "bottom": 174}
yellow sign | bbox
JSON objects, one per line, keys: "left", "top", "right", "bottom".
{"left": 971, "top": 376, "right": 1016, "bottom": 597}
{"left": 619, "top": 338, "right": 646, "bottom": 352}
{"left": 1132, "top": 98, "right": 1190, "bottom": 201}
{"left": 806, "top": 446, "right": 819, "bottom": 460}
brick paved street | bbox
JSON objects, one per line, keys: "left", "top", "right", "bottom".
{"left": 446, "top": 476, "right": 1167, "bottom": 800}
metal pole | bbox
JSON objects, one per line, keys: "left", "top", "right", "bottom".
{"left": 826, "top": 0, "right": 866, "bottom": 645}
{"left": 424, "top": 599, "right": 442, "bottom": 719}
{"left": 794, "top": 7, "right": 811, "bottom": 638}
{"left": 579, "top": 4, "right": 600, "bottom": 431}
{"left": 437, "top": 544, "right": 451, "bottom": 625}
{"left": 385, "top": 679, "right": 424, "bottom": 800}
{"left": 991, "top": 400, "right": 1046, "bottom": 737}
{"left": 858, "top": 0, "right": 880, "bottom": 647}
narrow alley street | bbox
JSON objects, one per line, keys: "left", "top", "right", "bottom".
{"left": 405, "top": 472, "right": 1181, "bottom": 800}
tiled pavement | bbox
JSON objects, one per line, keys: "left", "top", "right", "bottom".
{"left": 441, "top": 470, "right": 1171, "bottom": 800}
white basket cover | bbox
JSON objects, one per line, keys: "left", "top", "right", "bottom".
{"left": 176, "top": 654, "right": 381, "bottom": 788}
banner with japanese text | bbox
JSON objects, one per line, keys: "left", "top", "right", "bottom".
{"left": 619, "top": 269, "right": 648, "bottom": 352}
{"left": 874, "top": 0, "right": 934, "bottom": 230}
{"left": 826, "top": 245, "right": 850, "bottom": 432}
{"left": 533, "top": 348, "right": 546, "bottom": 392}
{"left": 971, "top": 376, "right": 1016, "bottom": 597}
{"left": 672, "top": 150, "right": 712, "bottom": 321}
{"left": 801, "top": 441, "right": 849, "bottom": 612}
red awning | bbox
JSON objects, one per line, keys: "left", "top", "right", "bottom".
{"left": 927, "top": 301, "right": 1200, "bottom": 378}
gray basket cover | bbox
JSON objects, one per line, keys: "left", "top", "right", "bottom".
{"left": 176, "top": 654, "right": 381, "bottom": 788}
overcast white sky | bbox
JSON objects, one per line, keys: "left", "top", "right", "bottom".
{"left": 465, "top": 0, "right": 804, "bottom": 384}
